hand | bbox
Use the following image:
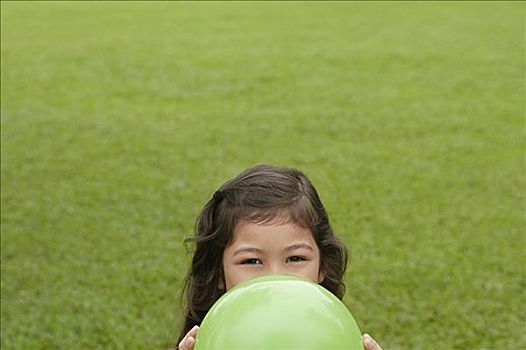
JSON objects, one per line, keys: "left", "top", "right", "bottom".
{"left": 363, "top": 333, "right": 383, "bottom": 350}
{"left": 178, "top": 325, "right": 199, "bottom": 350}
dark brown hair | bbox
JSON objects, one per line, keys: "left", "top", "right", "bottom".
{"left": 177, "top": 164, "right": 349, "bottom": 343}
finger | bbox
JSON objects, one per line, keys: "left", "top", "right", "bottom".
{"left": 188, "top": 325, "right": 200, "bottom": 338}
{"left": 179, "top": 335, "right": 191, "bottom": 350}
{"left": 362, "top": 333, "right": 382, "bottom": 350}
{"left": 178, "top": 337, "right": 187, "bottom": 350}
{"left": 178, "top": 326, "right": 199, "bottom": 350}
{"left": 186, "top": 336, "right": 195, "bottom": 350}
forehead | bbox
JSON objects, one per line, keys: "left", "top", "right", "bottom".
{"left": 230, "top": 219, "right": 316, "bottom": 247}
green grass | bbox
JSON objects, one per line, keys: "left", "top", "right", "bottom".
{"left": 1, "top": 1, "right": 524, "bottom": 349}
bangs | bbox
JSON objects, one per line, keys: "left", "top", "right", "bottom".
{"left": 236, "top": 195, "right": 320, "bottom": 230}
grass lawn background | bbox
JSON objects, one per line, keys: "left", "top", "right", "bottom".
{"left": 1, "top": 2, "right": 524, "bottom": 349}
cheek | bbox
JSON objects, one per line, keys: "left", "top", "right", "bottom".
{"left": 295, "top": 255, "right": 323, "bottom": 283}
{"left": 305, "top": 259, "right": 322, "bottom": 281}
{"left": 223, "top": 265, "right": 257, "bottom": 291}
{"left": 222, "top": 256, "right": 247, "bottom": 289}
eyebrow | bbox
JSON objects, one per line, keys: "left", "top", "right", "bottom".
{"left": 232, "top": 247, "right": 264, "bottom": 256}
{"left": 284, "top": 243, "right": 314, "bottom": 252}
{"left": 232, "top": 243, "right": 314, "bottom": 256}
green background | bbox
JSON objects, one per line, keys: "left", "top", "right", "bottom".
{"left": 1, "top": 2, "right": 524, "bottom": 349}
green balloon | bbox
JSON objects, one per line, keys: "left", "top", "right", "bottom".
{"left": 194, "top": 274, "right": 363, "bottom": 350}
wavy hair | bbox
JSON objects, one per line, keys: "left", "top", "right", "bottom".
{"left": 177, "top": 164, "right": 349, "bottom": 344}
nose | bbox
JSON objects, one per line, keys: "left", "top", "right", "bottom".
{"left": 268, "top": 262, "right": 287, "bottom": 275}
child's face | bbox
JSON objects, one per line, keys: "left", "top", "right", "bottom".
{"left": 222, "top": 218, "right": 324, "bottom": 291}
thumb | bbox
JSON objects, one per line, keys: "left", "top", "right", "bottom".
{"left": 363, "top": 333, "right": 382, "bottom": 350}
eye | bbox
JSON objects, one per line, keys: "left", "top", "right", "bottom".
{"left": 241, "top": 258, "right": 262, "bottom": 265}
{"left": 287, "top": 256, "right": 306, "bottom": 263}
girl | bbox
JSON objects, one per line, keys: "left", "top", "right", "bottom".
{"left": 177, "top": 164, "right": 382, "bottom": 350}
